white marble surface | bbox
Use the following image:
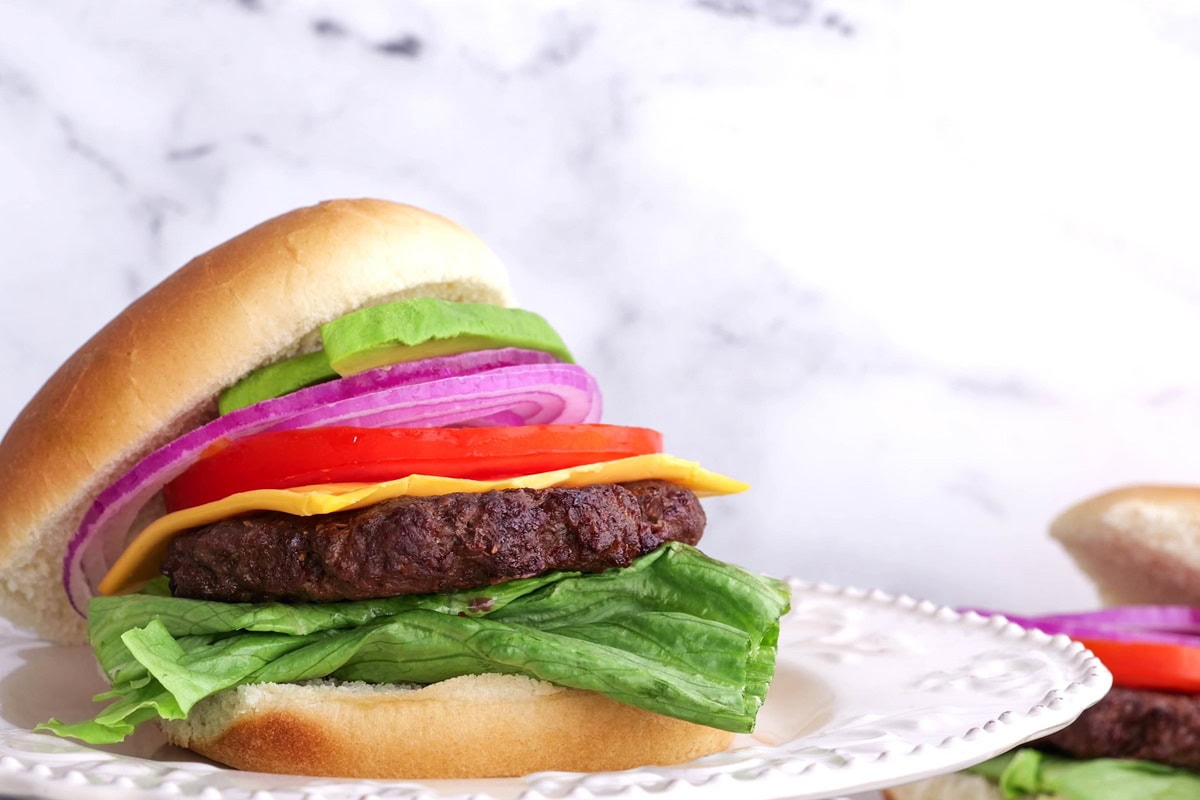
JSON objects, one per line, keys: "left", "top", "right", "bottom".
{"left": 9, "top": 1, "right": 1200, "bottom": 797}
{"left": 3, "top": 0, "right": 1200, "bottom": 648}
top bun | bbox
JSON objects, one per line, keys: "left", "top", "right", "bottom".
{"left": 0, "top": 199, "right": 513, "bottom": 643}
{"left": 1051, "top": 485, "right": 1200, "bottom": 607}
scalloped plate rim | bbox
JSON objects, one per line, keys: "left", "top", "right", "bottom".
{"left": 0, "top": 578, "right": 1112, "bottom": 800}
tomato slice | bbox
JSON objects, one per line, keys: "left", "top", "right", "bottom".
{"left": 163, "top": 424, "right": 663, "bottom": 511}
{"left": 1078, "top": 637, "right": 1200, "bottom": 693}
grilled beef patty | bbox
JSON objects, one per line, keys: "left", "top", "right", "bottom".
{"left": 162, "top": 480, "right": 705, "bottom": 603}
{"left": 1041, "top": 686, "right": 1200, "bottom": 771}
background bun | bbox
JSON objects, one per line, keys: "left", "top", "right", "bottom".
{"left": 160, "top": 674, "right": 734, "bottom": 778}
{"left": 0, "top": 199, "right": 513, "bottom": 643}
{"left": 1050, "top": 485, "right": 1200, "bottom": 607}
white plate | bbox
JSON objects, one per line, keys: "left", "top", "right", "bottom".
{"left": 0, "top": 581, "right": 1110, "bottom": 800}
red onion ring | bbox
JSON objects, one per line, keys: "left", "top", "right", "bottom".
{"left": 967, "top": 606, "right": 1200, "bottom": 647}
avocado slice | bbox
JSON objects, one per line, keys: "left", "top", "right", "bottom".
{"left": 218, "top": 350, "right": 337, "bottom": 415}
{"left": 216, "top": 299, "right": 573, "bottom": 415}
{"left": 321, "top": 297, "right": 573, "bottom": 376}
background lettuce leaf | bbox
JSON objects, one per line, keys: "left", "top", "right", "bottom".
{"left": 968, "top": 749, "right": 1200, "bottom": 800}
{"left": 42, "top": 543, "right": 790, "bottom": 744}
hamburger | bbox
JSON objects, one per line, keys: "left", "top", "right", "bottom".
{"left": 886, "top": 486, "right": 1200, "bottom": 799}
{"left": 0, "top": 199, "right": 790, "bottom": 778}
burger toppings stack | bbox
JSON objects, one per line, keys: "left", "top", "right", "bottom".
{"left": 947, "top": 607, "right": 1200, "bottom": 798}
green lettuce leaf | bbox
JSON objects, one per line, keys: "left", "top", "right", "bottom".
{"left": 967, "top": 749, "right": 1200, "bottom": 800}
{"left": 40, "top": 543, "right": 790, "bottom": 744}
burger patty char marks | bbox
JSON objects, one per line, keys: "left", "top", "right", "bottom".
{"left": 1039, "top": 686, "right": 1200, "bottom": 771}
{"left": 162, "top": 480, "right": 705, "bottom": 603}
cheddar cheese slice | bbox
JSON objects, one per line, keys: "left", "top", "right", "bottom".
{"left": 98, "top": 454, "right": 747, "bottom": 597}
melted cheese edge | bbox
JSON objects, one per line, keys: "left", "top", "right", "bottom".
{"left": 98, "top": 454, "right": 748, "bottom": 597}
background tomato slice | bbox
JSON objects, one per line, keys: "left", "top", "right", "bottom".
{"left": 163, "top": 424, "right": 663, "bottom": 511}
{"left": 1078, "top": 637, "right": 1200, "bottom": 693}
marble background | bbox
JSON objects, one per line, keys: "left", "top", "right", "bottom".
{"left": 4, "top": 1, "right": 1200, "bottom": 620}
{"left": 5, "top": 2, "right": 1200, "bottom": 797}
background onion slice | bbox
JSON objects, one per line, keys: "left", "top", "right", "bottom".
{"left": 968, "top": 606, "right": 1200, "bottom": 647}
{"left": 63, "top": 350, "right": 601, "bottom": 616}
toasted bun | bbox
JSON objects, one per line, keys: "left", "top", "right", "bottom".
{"left": 1050, "top": 485, "right": 1200, "bottom": 607}
{"left": 885, "top": 772, "right": 1058, "bottom": 800}
{"left": 0, "top": 200, "right": 512, "bottom": 643}
{"left": 159, "top": 674, "right": 734, "bottom": 778}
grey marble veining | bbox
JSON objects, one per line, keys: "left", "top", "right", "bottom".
{"left": 2, "top": 0, "right": 1200, "bottom": 627}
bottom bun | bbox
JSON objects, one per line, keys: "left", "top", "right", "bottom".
{"left": 885, "top": 772, "right": 1060, "bottom": 800}
{"left": 160, "top": 674, "right": 735, "bottom": 778}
